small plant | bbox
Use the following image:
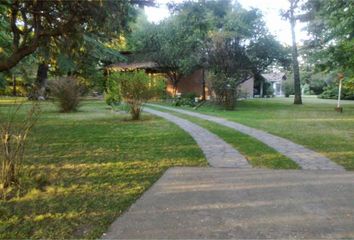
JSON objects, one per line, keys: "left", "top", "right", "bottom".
{"left": 283, "top": 78, "right": 294, "bottom": 97}
{"left": 109, "top": 71, "right": 164, "bottom": 120}
{"left": 173, "top": 92, "right": 199, "bottom": 107}
{"left": 208, "top": 72, "right": 238, "bottom": 110}
{"left": 265, "top": 84, "right": 274, "bottom": 97}
{"left": 49, "top": 77, "right": 83, "bottom": 112}
{"left": 0, "top": 102, "right": 40, "bottom": 198}
{"left": 104, "top": 75, "right": 121, "bottom": 109}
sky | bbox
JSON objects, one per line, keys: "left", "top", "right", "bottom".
{"left": 144, "top": 0, "right": 309, "bottom": 46}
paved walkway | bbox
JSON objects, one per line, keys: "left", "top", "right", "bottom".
{"left": 144, "top": 108, "right": 250, "bottom": 168}
{"left": 102, "top": 167, "right": 354, "bottom": 239}
{"left": 147, "top": 104, "right": 344, "bottom": 171}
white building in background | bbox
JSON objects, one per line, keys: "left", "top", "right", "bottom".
{"left": 262, "top": 72, "right": 287, "bottom": 97}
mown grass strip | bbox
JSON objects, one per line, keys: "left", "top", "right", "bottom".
{"left": 153, "top": 97, "right": 354, "bottom": 170}
{"left": 147, "top": 105, "right": 299, "bottom": 169}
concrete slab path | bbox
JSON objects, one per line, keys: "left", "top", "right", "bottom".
{"left": 147, "top": 104, "right": 344, "bottom": 171}
{"left": 144, "top": 108, "right": 251, "bottom": 168}
{"left": 102, "top": 167, "right": 354, "bottom": 239}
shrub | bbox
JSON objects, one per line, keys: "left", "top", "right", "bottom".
{"left": 173, "top": 92, "right": 198, "bottom": 107}
{"left": 319, "top": 84, "right": 354, "bottom": 100}
{"left": 109, "top": 71, "right": 164, "bottom": 120}
{"left": 104, "top": 77, "right": 121, "bottom": 108}
{"left": 208, "top": 72, "right": 238, "bottom": 110}
{"left": 173, "top": 98, "right": 195, "bottom": 107}
{"left": 308, "top": 73, "right": 327, "bottom": 95}
{"left": 0, "top": 102, "right": 40, "bottom": 198}
{"left": 302, "top": 83, "right": 311, "bottom": 95}
{"left": 105, "top": 92, "right": 121, "bottom": 108}
{"left": 49, "top": 77, "right": 83, "bottom": 112}
{"left": 283, "top": 78, "right": 294, "bottom": 97}
{"left": 181, "top": 92, "right": 198, "bottom": 100}
{"left": 265, "top": 83, "right": 274, "bottom": 97}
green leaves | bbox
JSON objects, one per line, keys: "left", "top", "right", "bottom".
{"left": 56, "top": 55, "right": 75, "bottom": 76}
{"left": 108, "top": 71, "right": 165, "bottom": 119}
{"left": 130, "top": 0, "right": 286, "bottom": 100}
{"left": 0, "top": 0, "right": 153, "bottom": 72}
{"left": 303, "top": 0, "right": 354, "bottom": 77}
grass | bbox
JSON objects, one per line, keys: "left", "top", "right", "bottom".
{"left": 0, "top": 99, "right": 206, "bottom": 239}
{"left": 156, "top": 97, "right": 354, "bottom": 170}
{"left": 148, "top": 105, "right": 299, "bottom": 169}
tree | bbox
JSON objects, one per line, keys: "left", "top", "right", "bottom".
{"left": 130, "top": 0, "right": 287, "bottom": 105}
{"left": 206, "top": 5, "right": 288, "bottom": 109}
{"left": 301, "top": 0, "right": 354, "bottom": 92}
{"left": 130, "top": 18, "right": 200, "bottom": 96}
{"left": 130, "top": 1, "right": 219, "bottom": 97}
{"left": 46, "top": 33, "right": 127, "bottom": 94}
{"left": 0, "top": 0, "right": 154, "bottom": 72}
{"left": 168, "top": 1, "right": 217, "bottom": 100}
{"left": 283, "top": 0, "right": 302, "bottom": 104}
{"left": 207, "top": 32, "right": 253, "bottom": 109}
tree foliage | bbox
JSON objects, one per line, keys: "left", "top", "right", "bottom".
{"left": 130, "top": 17, "right": 202, "bottom": 94}
{"left": 301, "top": 0, "right": 354, "bottom": 93}
{"left": 0, "top": 0, "right": 153, "bottom": 73}
{"left": 282, "top": 0, "right": 303, "bottom": 104}
{"left": 108, "top": 71, "right": 164, "bottom": 120}
{"left": 130, "top": 0, "right": 288, "bottom": 104}
{"left": 205, "top": 3, "right": 288, "bottom": 109}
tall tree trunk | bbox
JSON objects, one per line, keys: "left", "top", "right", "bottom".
{"left": 173, "top": 82, "right": 178, "bottom": 97}
{"left": 36, "top": 62, "right": 48, "bottom": 99}
{"left": 12, "top": 74, "right": 16, "bottom": 96}
{"left": 103, "top": 68, "right": 108, "bottom": 93}
{"left": 167, "top": 71, "right": 180, "bottom": 98}
{"left": 202, "top": 68, "right": 206, "bottom": 100}
{"left": 290, "top": 0, "right": 302, "bottom": 104}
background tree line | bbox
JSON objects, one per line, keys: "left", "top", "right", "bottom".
{"left": 129, "top": 0, "right": 291, "bottom": 109}
{"left": 0, "top": 0, "right": 353, "bottom": 104}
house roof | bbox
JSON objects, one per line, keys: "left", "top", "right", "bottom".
{"left": 261, "top": 73, "right": 286, "bottom": 83}
{"left": 107, "top": 61, "right": 159, "bottom": 71}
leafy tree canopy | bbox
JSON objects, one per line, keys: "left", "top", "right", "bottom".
{"left": 129, "top": 0, "right": 288, "bottom": 95}
{"left": 302, "top": 0, "right": 354, "bottom": 75}
{"left": 0, "top": 0, "right": 154, "bottom": 72}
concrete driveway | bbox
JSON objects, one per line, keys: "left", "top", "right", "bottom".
{"left": 103, "top": 168, "right": 354, "bottom": 239}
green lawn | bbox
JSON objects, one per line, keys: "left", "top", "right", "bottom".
{"left": 158, "top": 97, "right": 354, "bottom": 170}
{"left": 148, "top": 105, "right": 299, "bottom": 169}
{"left": 0, "top": 99, "right": 206, "bottom": 239}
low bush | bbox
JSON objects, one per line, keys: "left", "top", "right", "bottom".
{"left": 283, "top": 78, "right": 294, "bottom": 97}
{"left": 105, "top": 77, "right": 121, "bottom": 108}
{"left": 49, "top": 77, "right": 83, "bottom": 112}
{"left": 108, "top": 71, "right": 164, "bottom": 120}
{"left": 208, "top": 72, "right": 238, "bottom": 110}
{"left": 173, "top": 92, "right": 199, "bottom": 107}
{"left": 319, "top": 85, "right": 354, "bottom": 100}
{"left": 265, "top": 83, "right": 274, "bottom": 97}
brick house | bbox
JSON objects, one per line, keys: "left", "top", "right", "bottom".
{"left": 107, "top": 62, "right": 254, "bottom": 98}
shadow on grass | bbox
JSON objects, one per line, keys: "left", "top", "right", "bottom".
{"left": 0, "top": 100, "right": 206, "bottom": 239}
